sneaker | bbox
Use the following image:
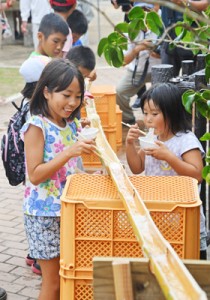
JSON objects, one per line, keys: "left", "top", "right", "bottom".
{"left": 25, "top": 254, "right": 36, "bottom": 266}
{"left": 132, "top": 97, "right": 141, "bottom": 109}
{"left": 31, "top": 262, "right": 42, "bottom": 275}
{"left": 0, "top": 287, "right": 7, "bottom": 300}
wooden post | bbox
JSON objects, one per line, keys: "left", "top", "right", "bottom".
{"left": 151, "top": 64, "right": 174, "bottom": 85}
{"left": 112, "top": 260, "right": 134, "bottom": 300}
{"left": 182, "top": 60, "right": 195, "bottom": 76}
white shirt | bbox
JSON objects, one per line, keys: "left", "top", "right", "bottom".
{"left": 20, "top": 0, "right": 52, "bottom": 24}
{"left": 125, "top": 30, "right": 157, "bottom": 73}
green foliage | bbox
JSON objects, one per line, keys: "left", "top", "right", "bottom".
{"left": 98, "top": 5, "right": 209, "bottom": 68}
{"left": 146, "top": 11, "right": 163, "bottom": 36}
{"left": 97, "top": 33, "right": 127, "bottom": 67}
{"left": 206, "top": 54, "right": 210, "bottom": 81}
{"left": 97, "top": 6, "right": 164, "bottom": 68}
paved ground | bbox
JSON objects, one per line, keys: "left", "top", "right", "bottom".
{"left": 0, "top": 1, "right": 209, "bottom": 299}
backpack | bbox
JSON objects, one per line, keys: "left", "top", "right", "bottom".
{"left": 1, "top": 99, "right": 29, "bottom": 186}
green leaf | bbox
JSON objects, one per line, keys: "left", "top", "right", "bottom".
{"left": 196, "top": 100, "right": 209, "bottom": 118}
{"left": 183, "top": 12, "right": 193, "bottom": 25}
{"left": 175, "top": 29, "right": 188, "bottom": 42}
{"left": 128, "top": 19, "right": 146, "bottom": 41}
{"left": 116, "top": 36, "right": 128, "bottom": 51}
{"left": 201, "top": 90, "right": 210, "bottom": 100}
{"left": 205, "top": 54, "right": 210, "bottom": 81}
{"left": 202, "top": 165, "right": 210, "bottom": 183}
{"left": 115, "top": 22, "right": 129, "bottom": 34}
{"left": 206, "top": 66, "right": 210, "bottom": 82}
{"left": 103, "top": 46, "right": 124, "bottom": 68}
{"left": 200, "top": 133, "right": 210, "bottom": 141}
{"left": 182, "top": 90, "right": 196, "bottom": 114}
{"left": 108, "top": 32, "right": 122, "bottom": 44}
{"left": 128, "top": 6, "right": 145, "bottom": 21}
{"left": 110, "top": 47, "right": 124, "bottom": 68}
{"left": 97, "top": 37, "right": 108, "bottom": 57}
{"left": 104, "top": 45, "right": 113, "bottom": 66}
{"left": 146, "top": 12, "right": 163, "bottom": 36}
{"left": 206, "top": 54, "right": 210, "bottom": 66}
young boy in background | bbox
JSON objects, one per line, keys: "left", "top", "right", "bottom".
{"left": 50, "top": 0, "right": 76, "bottom": 57}
{"left": 66, "top": 45, "right": 96, "bottom": 82}
{"left": 30, "top": 13, "right": 69, "bottom": 58}
{"left": 66, "top": 9, "right": 88, "bottom": 46}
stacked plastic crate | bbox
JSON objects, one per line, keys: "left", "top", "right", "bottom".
{"left": 80, "top": 85, "right": 122, "bottom": 169}
{"left": 60, "top": 174, "right": 201, "bottom": 300}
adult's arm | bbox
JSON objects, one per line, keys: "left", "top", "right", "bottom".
{"left": 172, "top": 0, "right": 209, "bottom": 11}
{"left": 20, "top": 0, "right": 31, "bottom": 33}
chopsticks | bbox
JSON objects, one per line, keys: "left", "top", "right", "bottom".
{"left": 121, "top": 122, "right": 146, "bottom": 136}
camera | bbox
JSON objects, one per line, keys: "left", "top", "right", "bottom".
{"left": 111, "top": 0, "right": 132, "bottom": 12}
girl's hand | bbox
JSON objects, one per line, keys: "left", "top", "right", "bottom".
{"left": 80, "top": 118, "right": 91, "bottom": 128}
{"left": 143, "top": 140, "right": 170, "bottom": 160}
{"left": 69, "top": 140, "right": 96, "bottom": 157}
{"left": 126, "top": 124, "right": 141, "bottom": 145}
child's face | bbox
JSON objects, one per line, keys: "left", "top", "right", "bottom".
{"left": 38, "top": 32, "right": 67, "bottom": 58}
{"left": 78, "top": 66, "right": 92, "bottom": 79}
{"left": 143, "top": 99, "right": 165, "bottom": 136}
{"left": 72, "top": 32, "right": 82, "bottom": 44}
{"left": 44, "top": 76, "right": 82, "bottom": 124}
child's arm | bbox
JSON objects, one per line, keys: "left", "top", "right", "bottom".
{"left": 24, "top": 124, "right": 95, "bottom": 185}
{"left": 87, "top": 70, "right": 97, "bottom": 82}
{"left": 146, "top": 141, "right": 204, "bottom": 183}
{"left": 126, "top": 126, "right": 145, "bottom": 174}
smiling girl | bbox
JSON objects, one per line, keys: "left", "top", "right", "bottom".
{"left": 21, "top": 58, "right": 96, "bottom": 300}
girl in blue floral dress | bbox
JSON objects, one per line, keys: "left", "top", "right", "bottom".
{"left": 21, "top": 58, "right": 96, "bottom": 300}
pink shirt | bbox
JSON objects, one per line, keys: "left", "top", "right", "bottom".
{"left": 62, "top": 27, "right": 73, "bottom": 58}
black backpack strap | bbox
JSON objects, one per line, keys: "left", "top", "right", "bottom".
{"left": 12, "top": 97, "right": 26, "bottom": 111}
{"left": 132, "top": 55, "right": 150, "bottom": 87}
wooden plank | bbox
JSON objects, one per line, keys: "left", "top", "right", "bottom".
{"left": 112, "top": 260, "right": 134, "bottom": 300}
{"left": 93, "top": 257, "right": 210, "bottom": 300}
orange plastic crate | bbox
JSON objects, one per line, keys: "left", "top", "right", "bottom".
{"left": 60, "top": 174, "right": 201, "bottom": 300}
{"left": 81, "top": 85, "right": 116, "bottom": 127}
{"left": 81, "top": 126, "right": 117, "bottom": 168}
{"left": 81, "top": 152, "right": 102, "bottom": 168}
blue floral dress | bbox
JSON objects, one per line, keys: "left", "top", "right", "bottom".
{"left": 21, "top": 115, "right": 81, "bottom": 217}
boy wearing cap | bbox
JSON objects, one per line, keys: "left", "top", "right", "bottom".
{"left": 30, "top": 13, "right": 69, "bottom": 58}
{"left": 50, "top": 0, "right": 77, "bottom": 57}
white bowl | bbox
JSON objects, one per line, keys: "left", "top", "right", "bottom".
{"left": 138, "top": 137, "right": 158, "bottom": 149}
{"left": 78, "top": 127, "right": 99, "bottom": 140}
